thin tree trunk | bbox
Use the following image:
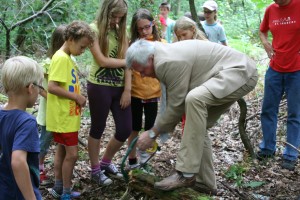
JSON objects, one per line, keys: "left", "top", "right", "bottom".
{"left": 237, "top": 98, "right": 255, "bottom": 158}
{"left": 241, "top": 0, "right": 249, "bottom": 29}
{"left": 188, "top": 0, "right": 205, "bottom": 34}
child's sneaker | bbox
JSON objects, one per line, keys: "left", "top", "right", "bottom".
{"left": 101, "top": 163, "right": 123, "bottom": 178}
{"left": 48, "top": 188, "right": 81, "bottom": 199}
{"left": 40, "top": 171, "right": 51, "bottom": 186}
{"left": 49, "top": 187, "right": 62, "bottom": 198}
{"left": 91, "top": 170, "right": 113, "bottom": 186}
{"left": 128, "top": 163, "right": 140, "bottom": 170}
{"left": 60, "top": 193, "right": 71, "bottom": 200}
{"left": 127, "top": 163, "right": 154, "bottom": 175}
{"left": 137, "top": 150, "right": 151, "bottom": 164}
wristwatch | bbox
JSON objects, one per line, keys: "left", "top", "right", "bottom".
{"left": 148, "top": 129, "right": 157, "bottom": 139}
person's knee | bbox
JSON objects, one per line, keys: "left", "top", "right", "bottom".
{"left": 185, "top": 92, "right": 198, "bottom": 105}
{"left": 115, "top": 131, "right": 130, "bottom": 142}
{"left": 114, "top": 136, "right": 124, "bottom": 143}
{"left": 89, "top": 130, "right": 103, "bottom": 140}
{"left": 65, "top": 151, "right": 78, "bottom": 162}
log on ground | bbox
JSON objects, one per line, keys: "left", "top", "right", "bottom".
{"left": 128, "top": 170, "right": 211, "bottom": 200}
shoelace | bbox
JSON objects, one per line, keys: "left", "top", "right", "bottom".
{"left": 108, "top": 164, "right": 118, "bottom": 173}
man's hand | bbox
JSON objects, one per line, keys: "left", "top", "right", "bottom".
{"left": 262, "top": 41, "right": 275, "bottom": 59}
{"left": 137, "top": 131, "right": 155, "bottom": 151}
{"left": 259, "top": 31, "right": 274, "bottom": 59}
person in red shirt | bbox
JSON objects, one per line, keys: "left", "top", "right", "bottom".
{"left": 257, "top": 0, "right": 300, "bottom": 171}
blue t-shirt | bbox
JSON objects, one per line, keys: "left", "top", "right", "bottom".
{"left": 0, "top": 109, "right": 41, "bottom": 200}
{"left": 201, "top": 21, "right": 227, "bottom": 44}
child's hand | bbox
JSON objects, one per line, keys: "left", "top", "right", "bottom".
{"left": 120, "top": 90, "right": 131, "bottom": 109}
{"left": 75, "top": 94, "right": 86, "bottom": 107}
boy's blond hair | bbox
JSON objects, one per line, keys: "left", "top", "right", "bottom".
{"left": 1, "top": 56, "right": 43, "bottom": 94}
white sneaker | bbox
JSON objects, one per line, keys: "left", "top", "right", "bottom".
{"left": 101, "top": 163, "right": 123, "bottom": 178}
{"left": 91, "top": 170, "right": 112, "bottom": 186}
{"left": 137, "top": 150, "right": 151, "bottom": 164}
{"left": 128, "top": 163, "right": 140, "bottom": 170}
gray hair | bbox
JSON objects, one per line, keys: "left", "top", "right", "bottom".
{"left": 126, "top": 39, "right": 155, "bottom": 69}
{"left": 1, "top": 56, "right": 43, "bottom": 94}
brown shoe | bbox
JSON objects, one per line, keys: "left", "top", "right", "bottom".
{"left": 192, "top": 182, "right": 218, "bottom": 195}
{"left": 154, "top": 171, "right": 196, "bottom": 191}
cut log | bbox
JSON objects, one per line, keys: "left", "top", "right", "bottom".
{"left": 128, "top": 171, "right": 211, "bottom": 200}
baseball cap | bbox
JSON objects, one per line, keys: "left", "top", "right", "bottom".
{"left": 202, "top": 1, "right": 218, "bottom": 11}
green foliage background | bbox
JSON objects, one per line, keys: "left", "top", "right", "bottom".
{"left": 0, "top": 0, "right": 273, "bottom": 62}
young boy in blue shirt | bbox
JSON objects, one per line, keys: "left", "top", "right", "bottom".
{"left": 0, "top": 56, "right": 43, "bottom": 200}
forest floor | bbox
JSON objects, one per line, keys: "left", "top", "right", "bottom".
{"left": 36, "top": 75, "right": 300, "bottom": 200}
{"left": 0, "top": 62, "right": 299, "bottom": 200}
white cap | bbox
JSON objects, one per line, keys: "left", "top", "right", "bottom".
{"left": 202, "top": 1, "right": 218, "bottom": 11}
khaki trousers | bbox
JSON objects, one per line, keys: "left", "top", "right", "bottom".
{"left": 175, "top": 76, "right": 257, "bottom": 189}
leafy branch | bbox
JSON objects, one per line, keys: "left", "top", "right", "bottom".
{"left": 0, "top": 0, "right": 55, "bottom": 58}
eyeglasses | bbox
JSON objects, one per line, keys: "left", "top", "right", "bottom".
{"left": 137, "top": 22, "right": 153, "bottom": 32}
{"left": 32, "top": 82, "right": 45, "bottom": 91}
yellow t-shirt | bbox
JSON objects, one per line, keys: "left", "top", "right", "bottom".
{"left": 46, "top": 50, "right": 81, "bottom": 133}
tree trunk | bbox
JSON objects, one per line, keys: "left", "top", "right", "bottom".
{"left": 188, "top": 0, "right": 205, "bottom": 34}
{"left": 237, "top": 98, "right": 255, "bottom": 158}
{"left": 1, "top": 0, "right": 55, "bottom": 58}
{"left": 241, "top": 0, "right": 249, "bottom": 29}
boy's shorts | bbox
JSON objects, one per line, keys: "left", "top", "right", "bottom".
{"left": 53, "top": 132, "right": 78, "bottom": 146}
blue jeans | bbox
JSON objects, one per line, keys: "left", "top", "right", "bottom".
{"left": 260, "top": 67, "right": 300, "bottom": 161}
{"left": 39, "top": 125, "right": 53, "bottom": 159}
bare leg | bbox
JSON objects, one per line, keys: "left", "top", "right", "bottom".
{"left": 103, "top": 136, "right": 124, "bottom": 160}
{"left": 127, "top": 131, "right": 139, "bottom": 159}
{"left": 62, "top": 145, "right": 78, "bottom": 188}
{"left": 88, "top": 136, "right": 101, "bottom": 166}
{"left": 54, "top": 144, "right": 65, "bottom": 181}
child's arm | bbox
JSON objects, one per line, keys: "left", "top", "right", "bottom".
{"left": 48, "top": 81, "right": 86, "bottom": 107}
{"left": 39, "top": 73, "right": 48, "bottom": 99}
{"left": 90, "top": 38, "right": 126, "bottom": 68}
{"left": 11, "top": 150, "right": 36, "bottom": 200}
{"left": 120, "top": 68, "right": 131, "bottom": 109}
{"left": 39, "top": 89, "right": 47, "bottom": 99}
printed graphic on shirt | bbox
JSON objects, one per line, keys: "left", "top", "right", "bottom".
{"left": 94, "top": 34, "right": 124, "bottom": 86}
{"left": 69, "top": 68, "right": 81, "bottom": 116}
{"left": 272, "top": 17, "right": 297, "bottom": 26}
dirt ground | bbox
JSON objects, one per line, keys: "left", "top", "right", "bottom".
{"left": 0, "top": 60, "right": 299, "bottom": 199}
{"left": 39, "top": 83, "right": 300, "bottom": 200}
